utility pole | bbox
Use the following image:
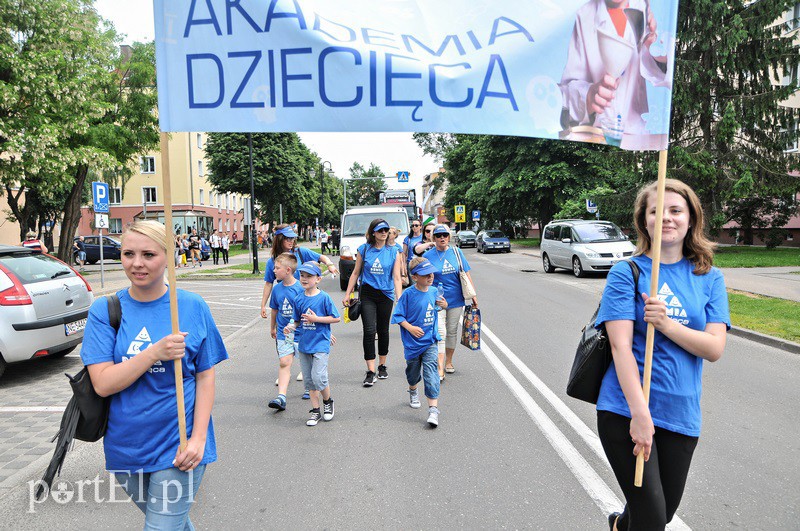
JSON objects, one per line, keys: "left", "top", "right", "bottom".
{"left": 248, "top": 133, "right": 259, "bottom": 274}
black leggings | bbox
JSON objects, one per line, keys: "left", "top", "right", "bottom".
{"left": 597, "top": 411, "right": 698, "bottom": 531}
{"left": 360, "top": 282, "right": 393, "bottom": 361}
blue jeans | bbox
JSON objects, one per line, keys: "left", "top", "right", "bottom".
{"left": 114, "top": 465, "right": 206, "bottom": 530}
{"left": 405, "top": 344, "right": 440, "bottom": 399}
{"left": 298, "top": 351, "right": 330, "bottom": 391}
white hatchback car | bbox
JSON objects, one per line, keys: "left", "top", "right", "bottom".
{"left": 540, "top": 220, "right": 635, "bottom": 277}
{"left": 0, "top": 245, "right": 94, "bottom": 379}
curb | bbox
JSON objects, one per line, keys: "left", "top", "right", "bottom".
{"left": 728, "top": 327, "right": 800, "bottom": 355}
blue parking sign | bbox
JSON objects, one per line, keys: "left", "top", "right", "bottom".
{"left": 472, "top": 210, "right": 481, "bottom": 221}
{"left": 92, "top": 182, "right": 109, "bottom": 213}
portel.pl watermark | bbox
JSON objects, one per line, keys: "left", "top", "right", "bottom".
{"left": 28, "top": 471, "right": 196, "bottom": 514}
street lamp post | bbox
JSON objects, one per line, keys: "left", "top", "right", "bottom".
{"left": 247, "top": 133, "right": 259, "bottom": 274}
{"left": 310, "top": 161, "right": 333, "bottom": 235}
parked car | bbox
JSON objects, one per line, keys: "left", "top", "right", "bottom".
{"left": 200, "top": 238, "right": 211, "bottom": 261}
{"left": 76, "top": 235, "right": 122, "bottom": 264}
{"left": 476, "top": 230, "right": 511, "bottom": 253}
{"left": 540, "top": 219, "right": 635, "bottom": 277}
{"left": 0, "top": 245, "right": 94, "bottom": 379}
{"left": 455, "top": 230, "right": 477, "bottom": 248}
{"left": 338, "top": 205, "right": 410, "bottom": 290}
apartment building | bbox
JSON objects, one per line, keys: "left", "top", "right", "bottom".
{"left": 76, "top": 132, "right": 249, "bottom": 239}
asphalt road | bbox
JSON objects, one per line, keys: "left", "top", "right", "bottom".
{"left": 0, "top": 249, "right": 797, "bottom": 529}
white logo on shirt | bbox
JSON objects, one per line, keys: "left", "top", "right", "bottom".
{"left": 658, "top": 282, "right": 689, "bottom": 324}
{"left": 281, "top": 297, "right": 293, "bottom": 316}
{"left": 370, "top": 259, "right": 384, "bottom": 275}
{"left": 124, "top": 326, "right": 165, "bottom": 373}
{"left": 424, "top": 303, "right": 435, "bottom": 327}
{"left": 441, "top": 260, "right": 456, "bottom": 274}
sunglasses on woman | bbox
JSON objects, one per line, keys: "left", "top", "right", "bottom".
{"left": 435, "top": 234, "right": 449, "bottom": 238}
{"left": 375, "top": 228, "right": 389, "bottom": 233}
{"left": 424, "top": 229, "right": 432, "bottom": 234}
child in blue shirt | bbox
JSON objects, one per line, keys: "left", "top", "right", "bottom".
{"left": 285, "top": 262, "right": 341, "bottom": 426}
{"left": 391, "top": 257, "right": 447, "bottom": 427}
{"left": 268, "top": 253, "right": 306, "bottom": 411}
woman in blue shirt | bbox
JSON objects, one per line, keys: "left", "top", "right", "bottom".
{"left": 423, "top": 224, "right": 478, "bottom": 381}
{"left": 81, "top": 220, "right": 228, "bottom": 529}
{"left": 596, "top": 179, "right": 730, "bottom": 531}
{"left": 342, "top": 219, "right": 403, "bottom": 386}
{"left": 260, "top": 224, "right": 338, "bottom": 320}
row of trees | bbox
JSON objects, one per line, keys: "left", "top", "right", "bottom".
{"left": 204, "top": 133, "right": 389, "bottom": 231}
{"left": 0, "top": 0, "right": 160, "bottom": 261}
{"left": 416, "top": 0, "right": 800, "bottom": 246}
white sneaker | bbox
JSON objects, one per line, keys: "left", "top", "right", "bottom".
{"left": 408, "top": 389, "right": 421, "bottom": 409}
{"left": 427, "top": 407, "right": 439, "bottom": 428}
{"left": 296, "top": 372, "right": 304, "bottom": 381}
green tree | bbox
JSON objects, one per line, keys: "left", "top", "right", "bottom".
{"left": 205, "top": 133, "right": 322, "bottom": 228}
{"left": 669, "top": 0, "right": 800, "bottom": 241}
{"left": 346, "top": 162, "right": 387, "bottom": 206}
{"left": 0, "top": 2, "right": 160, "bottom": 260}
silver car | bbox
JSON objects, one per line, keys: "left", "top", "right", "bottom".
{"left": 540, "top": 220, "right": 635, "bottom": 277}
{"left": 0, "top": 245, "right": 94, "bottom": 379}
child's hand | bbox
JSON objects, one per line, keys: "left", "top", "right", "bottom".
{"left": 270, "top": 327, "right": 277, "bottom": 340}
{"left": 330, "top": 334, "right": 337, "bottom": 346}
{"left": 283, "top": 324, "right": 295, "bottom": 336}
{"left": 408, "top": 325, "right": 424, "bottom": 338}
{"left": 302, "top": 309, "right": 318, "bottom": 323}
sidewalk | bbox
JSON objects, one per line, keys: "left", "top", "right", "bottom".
{"left": 520, "top": 248, "right": 800, "bottom": 354}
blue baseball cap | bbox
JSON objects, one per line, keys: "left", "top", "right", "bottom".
{"left": 373, "top": 220, "right": 390, "bottom": 232}
{"left": 276, "top": 227, "right": 298, "bottom": 238}
{"left": 297, "top": 261, "right": 322, "bottom": 276}
{"left": 432, "top": 224, "right": 450, "bottom": 235}
{"left": 411, "top": 259, "right": 438, "bottom": 276}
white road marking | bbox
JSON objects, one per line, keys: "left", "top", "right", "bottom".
{"left": 217, "top": 324, "right": 245, "bottom": 328}
{"left": 203, "top": 300, "right": 261, "bottom": 309}
{"left": 481, "top": 325, "right": 691, "bottom": 531}
{"left": 0, "top": 407, "right": 64, "bottom": 413}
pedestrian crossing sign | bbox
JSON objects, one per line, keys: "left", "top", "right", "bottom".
{"left": 455, "top": 205, "right": 466, "bottom": 223}
{"left": 397, "top": 171, "right": 409, "bottom": 182}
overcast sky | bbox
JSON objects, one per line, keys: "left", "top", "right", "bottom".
{"left": 93, "top": 0, "right": 442, "bottom": 197}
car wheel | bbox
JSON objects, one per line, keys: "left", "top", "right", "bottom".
{"left": 87, "top": 259, "right": 98, "bottom": 265}
{"left": 542, "top": 253, "right": 556, "bottom": 273}
{"left": 0, "top": 355, "right": 6, "bottom": 380}
{"left": 572, "top": 256, "right": 586, "bottom": 278}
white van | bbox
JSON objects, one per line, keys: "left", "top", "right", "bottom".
{"left": 337, "top": 205, "right": 410, "bottom": 290}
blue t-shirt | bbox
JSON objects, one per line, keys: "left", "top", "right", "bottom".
{"left": 80, "top": 288, "right": 229, "bottom": 472}
{"left": 358, "top": 243, "right": 399, "bottom": 300}
{"left": 263, "top": 247, "right": 322, "bottom": 283}
{"left": 403, "top": 234, "right": 423, "bottom": 263}
{"left": 269, "top": 279, "right": 304, "bottom": 341}
{"left": 292, "top": 290, "right": 340, "bottom": 354}
{"left": 595, "top": 255, "right": 730, "bottom": 437}
{"left": 423, "top": 246, "right": 471, "bottom": 309}
{"left": 391, "top": 286, "right": 442, "bottom": 359}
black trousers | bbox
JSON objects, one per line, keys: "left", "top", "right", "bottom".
{"left": 597, "top": 410, "right": 698, "bottom": 531}
{"left": 221, "top": 249, "right": 229, "bottom": 264}
{"left": 360, "top": 282, "right": 393, "bottom": 361}
{"left": 212, "top": 247, "right": 220, "bottom": 264}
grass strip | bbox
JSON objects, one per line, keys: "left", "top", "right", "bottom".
{"left": 512, "top": 238, "right": 541, "bottom": 248}
{"left": 728, "top": 290, "right": 800, "bottom": 343}
{"left": 714, "top": 247, "right": 800, "bottom": 268}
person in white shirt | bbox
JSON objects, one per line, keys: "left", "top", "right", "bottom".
{"left": 210, "top": 230, "right": 221, "bottom": 265}
{"left": 220, "top": 232, "right": 230, "bottom": 265}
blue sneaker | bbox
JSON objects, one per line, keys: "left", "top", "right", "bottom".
{"left": 302, "top": 391, "right": 310, "bottom": 400}
{"left": 268, "top": 395, "right": 286, "bottom": 411}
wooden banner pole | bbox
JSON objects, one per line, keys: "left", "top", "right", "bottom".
{"left": 159, "top": 131, "right": 188, "bottom": 452}
{"left": 634, "top": 149, "right": 668, "bottom": 487}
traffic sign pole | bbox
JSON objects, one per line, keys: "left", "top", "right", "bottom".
{"left": 92, "top": 182, "right": 110, "bottom": 289}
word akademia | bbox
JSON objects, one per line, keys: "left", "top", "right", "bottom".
{"left": 180, "top": 0, "right": 536, "bottom": 120}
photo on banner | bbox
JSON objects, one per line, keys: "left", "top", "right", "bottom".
{"left": 154, "top": 0, "right": 680, "bottom": 151}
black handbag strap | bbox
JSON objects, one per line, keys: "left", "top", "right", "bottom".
{"left": 625, "top": 260, "right": 640, "bottom": 302}
{"left": 107, "top": 294, "right": 122, "bottom": 331}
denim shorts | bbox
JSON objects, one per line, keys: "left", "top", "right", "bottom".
{"left": 298, "top": 351, "right": 329, "bottom": 391}
{"left": 276, "top": 338, "right": 297, "bottom": 358}
{"left": 405, "top": 343, "right": 440, "bottom": 399}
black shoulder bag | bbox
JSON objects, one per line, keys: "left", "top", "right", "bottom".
{"left": 36, "top": 295, "right": 121, "bottom": 499}
{"left": 566, "top": 261, "right": 640, "bottom": 404}
{"left": 347, "top": 248, "right": 365, "bottom": 321}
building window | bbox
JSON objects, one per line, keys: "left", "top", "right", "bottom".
{"left": 110, "top": 187, "right": 122, "bottom": 205}
{"left": 140, "top": 156, "right": 156, "bottom": 174}
{"left": 199, "top": 189, "right": 205, "bottom": 205}
{"left": 197, "top": 160, "right": 203, "bottom": 176}
{"left": 225, "top": 193, "right": 230, "bottom": 211}
{"left": 142, "top": 186, "right": 157, "bottom": 204}
{"left": 197, "top": 133, "right": 202, "bottom": 149}
{"left": 226, "top": 220, "right": 230, "bottom": 232}
{"left": 109, "top": 218, "right": 123, "bottom": 234}
{"left": 793, "top": 3, "right": 800, "bottom": 30}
